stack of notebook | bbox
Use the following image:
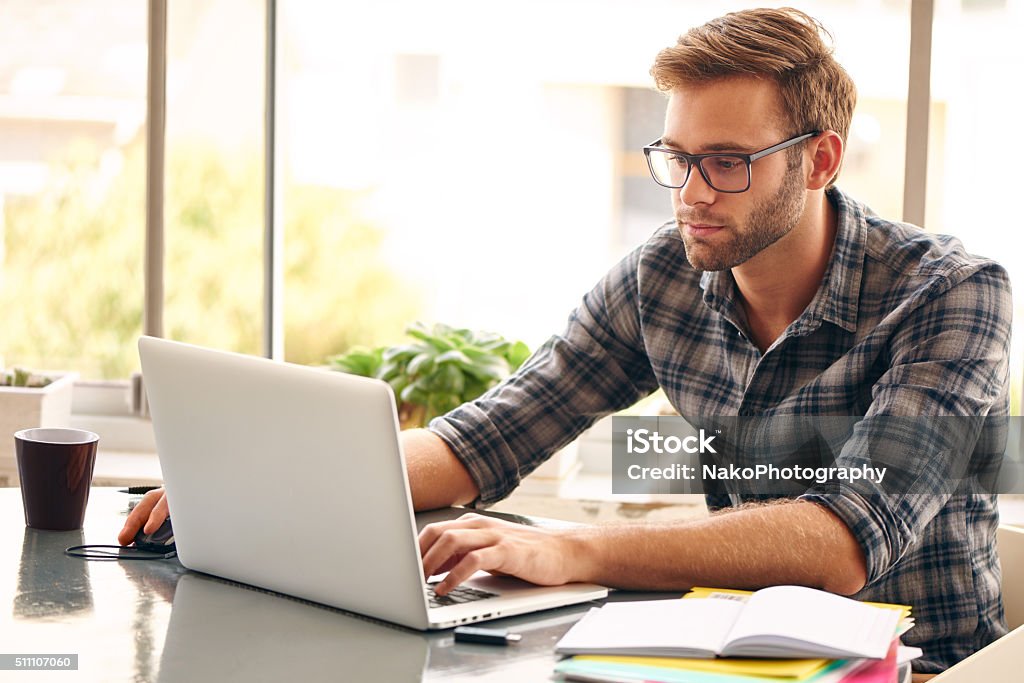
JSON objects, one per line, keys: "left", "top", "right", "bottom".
{"left": 553, "top": 586, "right": 919, "bottom": 683}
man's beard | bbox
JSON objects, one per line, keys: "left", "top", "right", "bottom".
{"left": 677, "top": 165, "right": 806, "bottom": 272}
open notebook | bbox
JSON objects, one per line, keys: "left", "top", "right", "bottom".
{"left": 555, "top": 585, "right": 904, "bottom": 660}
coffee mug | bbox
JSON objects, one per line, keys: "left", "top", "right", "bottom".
{"left": 15, "top": 428, "right": 99, "bottom": 531}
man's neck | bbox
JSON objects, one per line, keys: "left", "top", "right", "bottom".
{"left": 732, "top": 192, "right": 838, "bottom": 352}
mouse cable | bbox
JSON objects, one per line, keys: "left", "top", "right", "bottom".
{"left": 65, "top": 544, "right": 177, "bottom": 561}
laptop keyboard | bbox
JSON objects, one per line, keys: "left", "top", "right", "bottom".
{"left": 426, "top": 583, "right": 499, "bottom": 608}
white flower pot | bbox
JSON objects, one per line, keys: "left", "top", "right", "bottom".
{"left": 0, "top": 372, "right": 77, "bottom": 486}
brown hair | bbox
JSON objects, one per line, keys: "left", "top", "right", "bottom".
{"left": 650, "top": 7, "right": 856, "bottom": 185}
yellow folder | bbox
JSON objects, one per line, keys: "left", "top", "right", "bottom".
{"left": 575, "top": 654, "right": 832, "bottom": 680}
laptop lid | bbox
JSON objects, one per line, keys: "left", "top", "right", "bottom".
{"left": 139, "top": 335, "right": 434, "bottom": 629}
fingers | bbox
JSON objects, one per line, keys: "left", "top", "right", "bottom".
{"left": 117, "top": 488, "right": 168, "bottom": 546}
{"left": 419, "top": 514, "right": 511, "bottom": 594}
{"left": 145, "top": 493, "right": 170, "bottom": 533}
{"left": 421, "top": 528, "right": 498, "bottom": 586}
{"left": 418, "top": 512, "right": 495, "bottom": 557}
{"left": 434, "top": 546, "right": 502, "bottom": 596}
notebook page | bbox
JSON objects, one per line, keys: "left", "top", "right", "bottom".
{"left": 555, "top": 598, "right": 744, "bottom": 656}
{"left": 721, "top": 585, "right": 900, "bottom": 659}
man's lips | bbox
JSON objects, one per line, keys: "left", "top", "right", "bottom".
{"left": 682, "top": 223, "right": 725, "bottom": 237}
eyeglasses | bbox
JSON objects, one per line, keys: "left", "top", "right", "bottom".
{"left": 643, "top": 131, "right": 821, "bottom": 193}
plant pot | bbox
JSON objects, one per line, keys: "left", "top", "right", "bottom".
{"left": 0, "top": 372, "right": 78, "bottom": 487}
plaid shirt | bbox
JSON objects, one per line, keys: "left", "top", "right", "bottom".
{"left": 429, "top": 187, "right": 1011, "bottom": 672}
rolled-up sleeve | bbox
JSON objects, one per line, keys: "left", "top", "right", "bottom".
{"left": 428, "top": 247, "right": 660, "bottom": 506}
{"left": 801, "top": 263, "right": 1012, "bottom": 585}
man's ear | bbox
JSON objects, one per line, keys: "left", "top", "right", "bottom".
{"left": 805, "top": 131, "right": 843, "bottom": 191}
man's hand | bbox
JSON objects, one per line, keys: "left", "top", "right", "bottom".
{"left": 418, "top": 513, "right": 585, "bottom": 595}
{"left": 117, "top": 488, "right": 170, "bottom": 546}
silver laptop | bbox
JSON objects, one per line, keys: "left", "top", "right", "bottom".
{"left": 138, "top": 336, "right": 607, "bottom": 630}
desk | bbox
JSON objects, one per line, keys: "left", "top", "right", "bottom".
{"left": 0, "top": 487, "right": 642, "bottom": 682}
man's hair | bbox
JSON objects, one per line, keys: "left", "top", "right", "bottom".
{"left": 650, "top": 7, "right": 856, "bottom": 186}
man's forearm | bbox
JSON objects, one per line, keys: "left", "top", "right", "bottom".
{"left": 403, "top": 429, "right": 480, "bottom": 511}
{"left": 564, "top": 500, "right": 867, "bottom": 595}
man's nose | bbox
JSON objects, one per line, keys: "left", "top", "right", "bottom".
{"left": 678, "top": 165, "right": 717, "bottom": 207}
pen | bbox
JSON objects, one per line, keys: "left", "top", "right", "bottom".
{"left": 453, "top": 626, "right": 522, "bottom": 645}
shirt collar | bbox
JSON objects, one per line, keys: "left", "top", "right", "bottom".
{"left": 698, "top": 187, "right": 865, "bottom": 335}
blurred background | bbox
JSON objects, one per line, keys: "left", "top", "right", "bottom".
{"left": 1, "top": 0, "right": 1021, "bottom": 409}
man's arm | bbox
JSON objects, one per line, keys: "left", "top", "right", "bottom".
{"left": 419, "top": 499, "right": 867, "bottom": 596}
{"left": 403, "top": 429, "right": 479, "bottom": 510}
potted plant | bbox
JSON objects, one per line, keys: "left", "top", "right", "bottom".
{"left": 328, "top": 322, "right": 531, "bottom": 429}
{"left": 0, "top": 366, "right": 78, "bottom": 486}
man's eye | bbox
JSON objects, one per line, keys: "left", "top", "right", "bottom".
{"left": 711, "top": 157, "right": 743, "bottom": 171}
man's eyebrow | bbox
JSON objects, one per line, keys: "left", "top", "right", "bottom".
{"left": 659, "top": 136, "right": 756, "bottom": 154}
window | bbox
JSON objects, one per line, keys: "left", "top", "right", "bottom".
{"left": 930, "top": 0, "right": 1024, "bottom": 412}
{"left": 0, "top": 1, "right": 147, "bottom": 378}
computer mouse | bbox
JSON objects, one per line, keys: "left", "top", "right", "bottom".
{"left": 134, "top": 517, "right": 176, "bottom": 553}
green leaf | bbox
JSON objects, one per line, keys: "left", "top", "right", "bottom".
{"left": 428, "top": 363, "right": 464, "bottom": 395}
{"left": 461, "top": 358, "right": 507, "bottom": 384}
{"left": 476, "top": 334, "right": 507, "bottom": 350}
{"left": 435, "top": 349, "right": 472, "bottom": 366}
{"left": 327, "top": 346, "right": 383, "bottom": 377}
{"left": 400, "top": 382, "right": 429, "bottom": 406}
{"left": 12, "top": 367, "right": 31, "bottom": 387}
{"left": 504, "top": 341, "right": 531, "bottom": 369}
{"left": 379, "top": 361, "right": 406, "bottom": 381}
{"left": 406, "top": 352, "right": 436, "bottom": 377}
{"left": 382, "top": 343, "right": 423, "bottom": 363}
{"left": 387, "top": 376, "right": 409, "bottom": 397}
{"left": 426, "top": 393, "right": 463, "bottom": 423}
{"left": 463, "top": 377, "right": 490, "bottom": 399}
{"left": 459, "top": 346, "right": 493, "bottom": 362}
{"left": 449, "top": 327, "right": 475, "bottom": 343}
{"left": 406, "top": 327, "right": 454, "bottom": 352}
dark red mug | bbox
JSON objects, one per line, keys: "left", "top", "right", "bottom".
{"left": 15, "top": 428, "right": 99, "bottom": 531}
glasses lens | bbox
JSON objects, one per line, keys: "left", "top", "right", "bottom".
{"left": 699, "top": 156, "right": 749, "bottom": 192}
{"left": 646, "top": 150, "right": 690, "bottom": 188}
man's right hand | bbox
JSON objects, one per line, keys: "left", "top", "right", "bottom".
{"left": 117, "top": 488, "right": 170, "bottom": 546}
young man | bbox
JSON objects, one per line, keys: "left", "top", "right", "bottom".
{"left": 122, "top": 8, "right": 1010, "bottom": 673}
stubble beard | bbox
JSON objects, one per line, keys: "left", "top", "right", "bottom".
{"left": 677, "top": 165, "right": 807, "bottom": 272}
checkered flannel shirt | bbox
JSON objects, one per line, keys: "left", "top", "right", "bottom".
{"left": 429, "top": 187, "right": 1012, "bottom": 672}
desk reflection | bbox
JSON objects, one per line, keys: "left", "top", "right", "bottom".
{"left": 15, "top": 527, "right": 92, "bottom": 619}
{"left": 157, "top": 573, "right": 429, "bottom": 682}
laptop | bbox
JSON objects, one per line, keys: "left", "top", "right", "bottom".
{"left": 138, "top": 335, "right": 608, "bottom": 630}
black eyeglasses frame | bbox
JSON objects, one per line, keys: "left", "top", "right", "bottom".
{"left": 643, "top": 130, "right": 822, "bottom": 193}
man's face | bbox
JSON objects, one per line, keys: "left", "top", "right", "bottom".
{"left": 662, "top": 78, "right": 808, "bottom": 272}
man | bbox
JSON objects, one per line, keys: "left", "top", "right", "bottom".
{"left": 122, "top": 8, "right": 1010, "bottom": 673}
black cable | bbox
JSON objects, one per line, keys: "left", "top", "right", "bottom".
{"left": 65, "top": 544, "right": 177, "bottom": 561}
